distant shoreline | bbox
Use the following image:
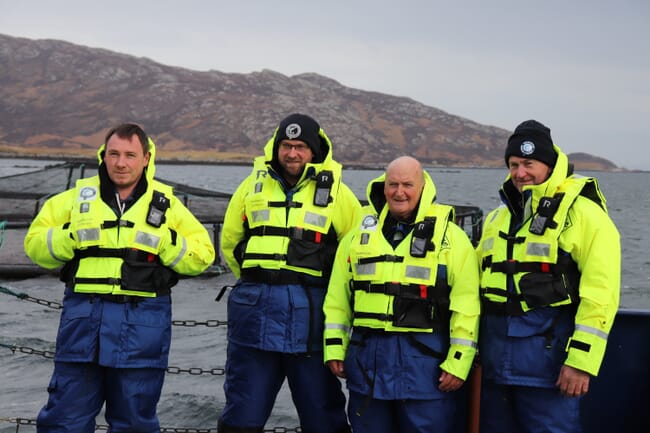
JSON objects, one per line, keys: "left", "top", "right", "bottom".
{"left": 0, "top": 152, "right": 640, "bottom": 173}
{"left": 0, "top": 154, "right": 498, "bottom": 171}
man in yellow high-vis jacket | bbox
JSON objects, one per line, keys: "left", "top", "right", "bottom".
{"left": 24, "top": 123, "right": 215, "bottom": 433}
{"left": 324, "top": 156, "right": 480, "bottom": 433}
{"left": 218, "top": 113, "right": 361, "bottom": 433}
{"left": 477, "top": 120, "right": 620, "bottom": 433}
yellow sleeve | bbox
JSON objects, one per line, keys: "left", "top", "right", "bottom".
{"left": 220, "top": 178, "right": 250, "bottom": 278}
{"left": 440, "top": 222, "right": 481, "bottom": 380}
{"left": 562, "top": 197, "right": 620, "bottom": 376}
{"left": 24, "top": 189, "right": 77, "bottom": 269}
{"left": 323, "top": 231, "right": 356, "bottom": 362}
{"left": 330, "top": 182, "right": 362, "bottom": 240}
{"left": 160, "top": 195, "right": 215, "bottom": 276}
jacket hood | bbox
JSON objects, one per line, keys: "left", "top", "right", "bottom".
{"left": 96, "top": 136, "right": 157, "bottom": 181}
{"left": 366, "top": 169, "right": 438, "bottom": 219}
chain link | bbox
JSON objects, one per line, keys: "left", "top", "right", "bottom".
{"left": 2, "top": 290, "right": 63, "bottom": 310}
{"left": 2, "top": 343, "right": 224, "bottom": 374}
{"left": 263, "top": 427, "right": 302, "bottom": 433}
{"left": 166, "top": 366, "right": 225, "bottom": 376}
{"left": 0, "top": 417, "right": 302, "bottom": 432}
{"left": 0, "top": 417, "right": 37, "bottom": 426}
{"left": 172, "top": 319, "right": 227, "bottom": 327}
{"left": 0, "top": 343, "right": 55, "bottom": 359}
{"left": 14, "top": 345, "right": 55, "bottom": 358}
{"left": 24, "top": 295, "right": 63, "bottom": 309}
{"left": 2, "top": 287, "right": 227, "bottom": 327}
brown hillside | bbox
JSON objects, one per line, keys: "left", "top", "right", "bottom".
{"left": 0, "top": 34, "right": 617, "bottom": 170}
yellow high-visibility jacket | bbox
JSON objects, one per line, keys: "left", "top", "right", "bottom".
{"left": 24, "top": 138, "right": 215, "bottom": 297}
{"left": 221, "top": 127, "right": 361, "bottom": 283}
{"left": 477, "top": 146, "right": 620, "bottom": 378}
{"left": 324, "top": 171, "right": 480, "bottom": 382}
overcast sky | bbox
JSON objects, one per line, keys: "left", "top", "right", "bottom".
{"left": 2, "top": 0, "right": 648, "bottom": 169}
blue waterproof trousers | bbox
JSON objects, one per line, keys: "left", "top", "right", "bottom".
{"left": 347, "top": 390, "right": 458, "bottom": 433}
{"left": 218, "top": 342, "right": 350, "bottom": 433}
{"left": 36, "top": 361, "right": 165, "bottom": 433}
{"left": 479, "top": 380, "right": 582, "bottom": 433}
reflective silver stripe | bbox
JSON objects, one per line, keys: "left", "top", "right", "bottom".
{"left": 325, "top": 323, "right": 350, "bottom": 333}
{"left": 450, "top": 337, "right": 478, "bottom": 349}
{"left": 526, "top": 242, "right": 551, "bottom": 257}
{"left": 405, "top": 265, "right": 431, "bottom": 280}
{"left": 76, "top": 228, "right": 100, "bottom": 242}
{"left": 134, "top": 231, "right": 161, "bottom": 249}
{"left": 304, "top": 211, "right": 327, "bottom": 228}
{"left": 251, "top": 209, "right": 269, "bottom": 223}
{"left": 47, "top": 228, "right": 67, "bottom": 262}
{"left": 169, "top": 236, "right": 187, "bottom": 269}
{"left": 482, "top": 237, "right": 494, "bottom": 252}
{"left": 355, "top": 262, "right": 376, "bottom": 275}
{"left": 575, "top": 324, "right": 609, "bottom": 341}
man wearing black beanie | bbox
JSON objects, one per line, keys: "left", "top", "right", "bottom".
{"left": 274, "top": 113, "right": 324, "bottom": 165}
{"left": 476, "top": 120, "right": 621, "bottom": 433}
{"left": 218, "top": 113, "right": 361, "bottom": 433}
{"left": 504, "top": 119, "right": 557, "bottom": 168}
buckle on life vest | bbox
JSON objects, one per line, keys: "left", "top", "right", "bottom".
{"left": 503, "top": 259, "right": 518, "bottom": 274}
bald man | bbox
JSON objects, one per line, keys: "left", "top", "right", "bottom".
{"left": 323, "top": 156, "right": 480, "bottom": 433}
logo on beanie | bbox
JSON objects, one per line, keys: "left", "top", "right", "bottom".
{"left": 520, "top": 140, "right": 536, "bottom": 156}
{"left": 285, "top": 123, "right": 302, "bottom": 139}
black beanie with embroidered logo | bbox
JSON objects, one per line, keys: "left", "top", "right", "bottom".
{"left": 273, "top": 113, "right": 323, "bottom": 163}
{"left": 504, "top": 119, "right": 557, "bottom": 167}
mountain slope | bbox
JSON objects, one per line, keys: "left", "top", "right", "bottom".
{"left": 0, "top": 34, "right": 617, "bottom": 170}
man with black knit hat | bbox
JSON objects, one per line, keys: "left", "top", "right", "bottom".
{"left": 218, "top": 113, "right": 361, "bottom": 433}
{"left": 504, "top": 119, "right": 557, "bottom": 168}
{"left": 274, "top": 112, "right": 324, "bottom": 164}
{"left": 476, "top": 119, "right": 621, "bottom": 433}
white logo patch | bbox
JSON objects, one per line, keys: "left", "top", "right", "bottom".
{"left": 520, "top": 140, "right": 536, "bottom": 156}
{"left": 79, "top": 186, "right": 97, "bottom": 201}
{"left": 361, "top": 215, "right": 378, "bottom": 230}
{"left": 285, "top": 123, "right": 302, "bottom": 139}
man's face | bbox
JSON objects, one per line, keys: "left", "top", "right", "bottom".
{"left": 384, "top": 163, "right": 424, "bottom": 221}
{"left": 508, "top": 156, "right": 552, "bottom": 192}
{"left": 104, "top": 134, "right": 150, "bottom": 196}
{"left": 277, "top": 139, "right": 313, "bottom": 183}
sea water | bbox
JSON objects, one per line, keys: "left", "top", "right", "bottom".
{"left": 1, "top": 159, "right": 648, "bottom": 431}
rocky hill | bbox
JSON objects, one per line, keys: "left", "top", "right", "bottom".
{"left": 0, "top": 34, "right": 617, "bottom": 170}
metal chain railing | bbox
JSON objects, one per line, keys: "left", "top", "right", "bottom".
{"left": 0, "top": 342, "right": 225, "bottom": 376}
{"left": 0, "top": 285, "right": 228, "bottom": 327}
{"left": 172, "top": 319, "right": 227, "bottom": 328}
{"left": 0, "top": 417, "right": 303, "bottom": 432}
{"left": 0, "top": 342, "right": 55, "bottom": 358}
{"left": 0, "top": 284, "right": 63, "bottom": 309}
